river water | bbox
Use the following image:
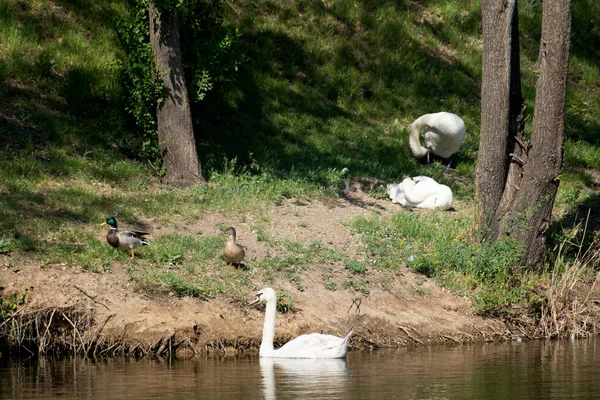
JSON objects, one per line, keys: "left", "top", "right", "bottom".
{"left": 2, "top": 338, "right": 600, "bottom": 399}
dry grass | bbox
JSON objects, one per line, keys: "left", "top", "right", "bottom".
{"left": 0, "top": 305, "right": 95, "bottom": 356}
{"left": 537, "top": 230, "right": 600, "bottom": 339}
{"left": 0, "top": 303, "right": 260, "bottom": 357}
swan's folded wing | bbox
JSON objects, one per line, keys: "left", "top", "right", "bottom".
{"left": 415, "top": 184, "right": 453, "bottom": 210}
{"left": 278, "top": 333, "right": 343, "bottom": 351}
{"left": 275, "top": 333, "right": 344, "bottom": 356}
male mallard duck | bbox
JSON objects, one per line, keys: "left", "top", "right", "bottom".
{"left": 222, "top": 226, "right": 245, "bottom": 265}
{"left": 104, "top": 216, "right": 149, "bottom": 259}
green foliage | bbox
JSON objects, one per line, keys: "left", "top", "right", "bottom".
{"left": 116, "top": 0, "right": 243, "bottom": 162}
{"left": 349, "top": 211, "right": 528, "bottom": 316}
{"left": 322, "top": 274, "right": 337, "bottom": 291}
{"left": 416, "top": 238, "right": 525, "bottom": 283}
{"left": 276, "top": 291, "right": 292, "bottom": 313}
{"left": 153, "top": 272, "right": 208, "bottom": 298}
{"left": 344, "top": 260, "right": 367, "bottom": 274}
{"left": 0, "top": 238, "right": 16, "bottom": 255}
{"left": 0, "top": 292, "right": 26, "bottom": 319}
{"left": 344, "top": 278, "right": 370, "bottom": 296}
{"left": 116, "top": 0, "right": 163, "bottom": 162}
{"left": 179, "top": 0, "right": 244, "bottom": 102}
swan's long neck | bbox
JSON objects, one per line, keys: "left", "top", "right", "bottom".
{"left": 409, "top": 117, "right": 429, "bottom": 158}
{"left": 260, "top": 298, "right": 277, "bottom": 356}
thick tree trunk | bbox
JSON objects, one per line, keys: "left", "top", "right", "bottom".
{"left": 476, "top": 0, "right": 571, "bottom": 267}
{"left": 497, "top": 0, "right": 571, "bottom": 265}
{"left": 149, "top": 2, "right": 206, "bottom": 186}
{"left": 475, "top": 0, "right": 524, "bottom": 234}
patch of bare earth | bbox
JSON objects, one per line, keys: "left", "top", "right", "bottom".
{"left": 0, "top": 182, "right": 509, "bottom": 355}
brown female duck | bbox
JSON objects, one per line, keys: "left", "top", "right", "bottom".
{"left": 222, "top": 226, "right": 245, "bottom": 265}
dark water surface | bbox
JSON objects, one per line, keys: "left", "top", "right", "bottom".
{"left": 2, "top": 339, "right": 600, "bottom": 399}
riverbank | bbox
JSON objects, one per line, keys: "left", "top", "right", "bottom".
{"left": 1, "top": 187, "right": 513, "bottom": 357}
{"left": 2, "top": 0, "right": 600, "bottom": 358}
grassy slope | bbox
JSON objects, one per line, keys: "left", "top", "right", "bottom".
{"left": 0, "top": 0, "right": 599, "bottom": 321}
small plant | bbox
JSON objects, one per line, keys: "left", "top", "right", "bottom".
{"left": 344, "top": 278, "right": 370, "bottom": 296}
{"left": 162, "top": 273, "right": 208, "bottom": 299}
{"left": 115, "top": 0, "right": 163, "bottom": 162}
{"left": 369, "top": 185, "right": 389, "bottom": 200}
{"left": 0, "top": 238, "right": 15, "bottom": 255}
{"left": 276, "top": 291, "right": 292, "bottom": 314}
{"left": 412, "top": 281, "right": 430, "bottom": 296}
{"left": 0, "top": 292, "right": 26, "bottom": 319}
{"left": 252, "top": 225, "right": 272, "bottom": 243}
{"left": 538, "top": 228, "right": 600, "bottom": 337}
{"left": 344, "top": 260, "right": 367, "bottom": 274}
{"left": 322, "top": 274, "right": 337, "bottom": 291}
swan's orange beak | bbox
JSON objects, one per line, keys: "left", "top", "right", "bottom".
{"left": 248, "top": 296, "right": 261, "bottom": 305}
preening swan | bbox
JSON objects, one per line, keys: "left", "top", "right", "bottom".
{"left": 387, "top": 176, "right": 453, "bottom": 210}
{"left": 409, "top": 112, "right": 466, "bottom": 160}
{"left": 249, "top": 288, "right": 354, "bottom": 358}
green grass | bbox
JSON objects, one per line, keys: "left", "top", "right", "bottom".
{"left": 120, "top": 235, "right": 344, "bottom": 300}
{"left": 0, "top": 0, "right": 128, "bottom": 152}
{"left": 257, "top": 239, "right": 342, "bottom": 289}
{"left": 347, "top": 211, "right": 535, "bottom": 317}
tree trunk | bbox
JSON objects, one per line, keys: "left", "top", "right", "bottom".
{"left": 149, "top": 1, "right": 206, "bottom": 186}
{"left": 498, "top": 0, "right": 571, "bottom": 265}
{"left": 475, "top": 0, "right": 525, "bottom": 234}
{"left": 476, "top": 0, "right": 571, "bottom": 266}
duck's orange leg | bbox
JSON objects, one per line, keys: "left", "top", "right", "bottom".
{"left": 130, "top": 249, "right": 135, "bottom": 259}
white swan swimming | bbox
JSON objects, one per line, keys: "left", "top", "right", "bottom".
{"left": 249, "top": 287, "right": 354, "bottom": 359}
{"left": 387, "top": 176, "right": 453, "bottom": 210}
{"left": 409, "top": 112, "right": 466, "bottom": 160}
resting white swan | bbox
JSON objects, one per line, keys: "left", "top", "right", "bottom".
{"left": 249, "top": 288, "right": 354, "bottom": 359}
{"left": 387, "top": 176, "right": 453, "bottom": 210}
{"left": 409, "top": 112, "right": 466, "bottom": 160}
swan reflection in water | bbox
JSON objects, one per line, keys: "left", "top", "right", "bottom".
{"left": 260, "top": 357, "right": 349, "bottom": 400}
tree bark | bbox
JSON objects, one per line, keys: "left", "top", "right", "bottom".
{"left": 149, "top": 1, "right": 206, "bottom": 186}
{"left": 498, "top": 0, "right": 571, "bottom": 265}
{"left": 476, "top": 0, "right": 571, "bottom": 266}
{"left": 475, "top": 0, "right": 524, "bottom": 235}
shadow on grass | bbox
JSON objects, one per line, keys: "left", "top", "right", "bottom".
{"left": 0, "top": 177, "right": 151, "bottom": 250}
{"left": 195, "top": 0, "right": 480, "bottom": 183}
{"left": 0, "top": 0, "right": 127, "bottom": 152}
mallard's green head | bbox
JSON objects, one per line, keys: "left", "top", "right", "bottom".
{"left": 105, "top": 216, "right": 118, "bottom": 229}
